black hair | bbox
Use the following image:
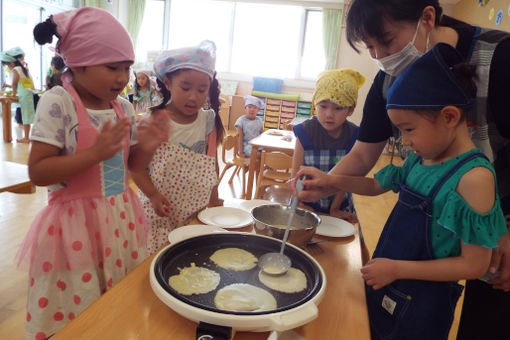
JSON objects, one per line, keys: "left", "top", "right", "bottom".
{"left": 33, "top": 16, "right": 60, "bottom": 45}
{"left": 51, "top": 55, "right": 65, "bottom": 71}
{"left": 47, "top": 72, "right": 63, "bottom": 89}
{"left": 346, "top": 0, "right": 443, "bottom": 52}
{"left": 151, "top": 70, "right": 224, "bottom": 146}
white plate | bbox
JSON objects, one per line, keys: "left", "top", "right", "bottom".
{"left": 239, "top": 199, "right": 273, "bottom": 212}
{"left": 168, "top": 224, "right": 227, "bottom": 244}
{"left": 316, "top": 216, "right": 356, "bottom": 237}
{"left": 197, "top": 207, "right": 253, "bottom": 229}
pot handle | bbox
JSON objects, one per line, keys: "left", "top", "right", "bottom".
{"left": 196, "top": 322, "right": 232, "bottom": 340}
{"left": 269, "top": 303, "right": 318, "bottom": 330}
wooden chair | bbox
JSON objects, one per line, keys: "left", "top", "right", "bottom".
{"left": 254, "top": 151, "right": 293, "bottom": 199}
{"left": 218, "top": 134, "right": 250, "bottom": 197}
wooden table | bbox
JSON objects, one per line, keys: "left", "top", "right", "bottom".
{"left": 246, "top": 129, "right": 296, "bottom": 200}
{"left": 52, "top": 219, "right": 370, "bottom": 339}
{"left": 0, "top": 161, "right": 34, "bottom": 194}
{"left": 0, "top": 95, "right": 18, "bottom": 143}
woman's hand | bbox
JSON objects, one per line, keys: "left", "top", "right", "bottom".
{"left": 361, "top": 258, "right": 398, "bottom": 290}
{"left": 92, "top": 118, "right": 130, "bottom": 161}
{"left": 137, "top": 111, "right": 170, "bottom": 153}
{"left": 288, "top": 166, "right": 338, "bottom": 202}
{"left": 149, "top": 191, "right": 171, "bottom": 217}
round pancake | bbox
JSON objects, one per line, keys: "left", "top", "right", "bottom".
{"left": 214, "top": 283, "right": 277, "bottom": 312}
{"left": 258, "top": 267, "right": 307, "bottom": 293}
{"left": 168, "top": 263, "right": 220, "bottom": 296}
{"left": 210, "top": 248, "right": 258, "bottom": 271}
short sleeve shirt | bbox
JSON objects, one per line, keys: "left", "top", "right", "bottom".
{"left": 167, "top": 108, "right": 215, "bottom": 154}
{"left": 235, "top": 116, "right": 263, "bottom": 144}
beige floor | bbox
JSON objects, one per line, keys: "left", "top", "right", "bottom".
{"left": 0, "top": 123, "right": 462, "bottom": 339}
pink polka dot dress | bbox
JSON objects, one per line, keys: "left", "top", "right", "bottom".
{"left": 15, "top": 82, "right": 149, "bottom": 339}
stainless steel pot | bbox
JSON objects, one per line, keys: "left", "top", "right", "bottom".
{"left": 251, "top": 204, "right": 321, "bottom": 247}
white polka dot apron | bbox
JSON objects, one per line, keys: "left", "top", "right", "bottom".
{"left": 140, "top": 142, "right": 218, "bottom": 253}
{"left": 15, "top": 80, "right": 149, "bottom": 340}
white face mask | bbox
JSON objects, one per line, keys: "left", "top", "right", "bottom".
{"left": 372, "top": 20, "right": 430, "bottom": 77}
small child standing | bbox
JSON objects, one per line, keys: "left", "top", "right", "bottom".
{"left": 235, "top": 95, "right": 264, "bottom": 157}
{"left": 1, "top": 47, "right": 36, "bottom": 143}
{"left": 132, "top": 40, "right": 225, "bottom": 253}
{"left": 132, "top": 70, "right": 159, "bottom": 112}
{"left": 15, "top": 8, "right": 168, "bottom": 339}
{"left": 296, "top": 44, "right": 507, "bottom": 340}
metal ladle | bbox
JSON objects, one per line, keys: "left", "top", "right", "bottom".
{"left": 258, "top": 178, "right": 304, "bottom": 275}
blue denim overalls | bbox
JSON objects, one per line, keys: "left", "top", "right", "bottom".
{"left": 293, "top": 123, "right": 358, "bottom": 213}
{"left": 367, "top": 152, "right": 486, "bottom": 340}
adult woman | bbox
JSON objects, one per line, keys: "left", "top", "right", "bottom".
{"left": 294, "top": 1, "right": 510, "bottom": 339}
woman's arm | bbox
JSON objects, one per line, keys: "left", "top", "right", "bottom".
{"left": 29, "top": 119, "right": 129, "bottom": 186}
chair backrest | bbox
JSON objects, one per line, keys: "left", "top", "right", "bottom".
{"left": 221, "top": 134, "right": 236, "bottom": 164}
{"left": 260, "top": 151, "right": 293, "bottom": 172}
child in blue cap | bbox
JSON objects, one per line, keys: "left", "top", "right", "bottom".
{"left": 295, "top": 43, "right": 507, "bottom": 339}
{"left": 235, "top": 95, "right": 264, "bottom": 157}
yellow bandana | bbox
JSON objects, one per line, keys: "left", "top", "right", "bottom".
{"left": 312, "top": 69, "right": 365, "bottom": 109}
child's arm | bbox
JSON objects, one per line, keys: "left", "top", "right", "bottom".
{"left": 299, "top": 167, "right": 388, "bottom": 197}
{"left": 29, "top": 119, "right": 130, "bottom": 186}
{"left": 361, "top": 166, "right": 496, "bottom": 289}
{"left": 291, "top": 139, "right": 304, "bottom": 178}
{"left": 236, "top": 126, "right": 245, "bottom": 157}
{"left": 329, "top": 192, "right": 359, "bottom": 224}
{"left": 11, "top": 68, "right": 19, "bottom": 96}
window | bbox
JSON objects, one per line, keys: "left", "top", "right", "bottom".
{"left": 135, "top": 0, "right": 165, "bottom": 65}
{"left": 138, "top": 0, "right": 326, "bottom": 80}
{"left": 2, "top": 0, "right": 78, "bottom": 89}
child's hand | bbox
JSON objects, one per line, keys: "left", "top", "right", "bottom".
{"left": 361, "top": 258, "right": 398, "bottom": 290}
{"left": 92, "top": 118, "right": 130, "bottom": 161}
{"left": 330, "top": 209, "right": 359, "bottom": 224}
{"left": 137, "top": 111, "right": 170, "bottom": 153}
{"left": 149, "top": 191, "right": 171, "bottom": 217}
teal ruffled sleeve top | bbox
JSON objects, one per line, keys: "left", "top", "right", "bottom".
{"left": 375, "top": 149, "right": 507, "bottom": 259}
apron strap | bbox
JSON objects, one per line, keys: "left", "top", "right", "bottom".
{"left": 293, "top": 123, "right": 314, "bottom": 150}
{"left": 428, "top": 152, "right": 487, "bottom": 200}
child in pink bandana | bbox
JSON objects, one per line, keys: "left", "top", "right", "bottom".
{"left": 15, "top": 7, "right": 168, "bottom": 339}
{"left": 131, "top": 41, "right": 225, "bottom": 253}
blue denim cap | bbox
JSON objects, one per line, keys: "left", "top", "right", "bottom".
{"left": 386, "top": 43, "right": 476, "bottom": 110}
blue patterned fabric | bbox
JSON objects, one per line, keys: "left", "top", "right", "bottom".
{"left": 102, "top": 150, "right": 125, "bottom": 197}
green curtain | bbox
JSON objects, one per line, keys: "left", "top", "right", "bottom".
{"left": 83, "top": 0, "right": 100, "bottom": 7}
{"left": 127, "top": 0, "right": 146, "bottom": 49}
{"left": 322, "top": 8, "right": 343, "bottom": 70}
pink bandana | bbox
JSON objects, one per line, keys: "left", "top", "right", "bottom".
{"left": 52, "top": 7, "right": 134, "bottom": 67}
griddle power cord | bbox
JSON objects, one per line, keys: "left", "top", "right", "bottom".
{"left": 196, "top": 322, "right": 233, "bottom": 340}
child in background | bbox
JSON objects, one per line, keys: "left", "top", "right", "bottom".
{"left": 16, "top": 8, "right": 168, "bottom": 339}
{"left": 1, "top": 47, "right": 36, "bottom": 143}
{"left": 46, "top": 55, "right": 65, "bottom": 89}
{"left": 132, "top": 70, "right": 159, "bottom": 112}
{"left": 296, "top": 44, "right": 507, "bottom": 339}
{"left": 235, "top": 95, "right": 264, "bottom": 157}
{"left": 131, "top": 40, "right": 224, "bottom": 253}
{"left": 292, "top": 69, "right": 368, "bottom": 263}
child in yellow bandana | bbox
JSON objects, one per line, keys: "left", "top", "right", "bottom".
{"left": 291, "top": 68, "right": 369, "bottom": 263}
